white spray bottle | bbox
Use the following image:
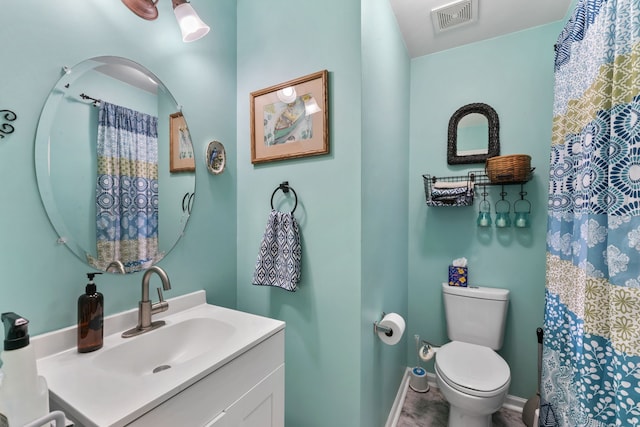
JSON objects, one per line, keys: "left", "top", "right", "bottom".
{"left": 0, "top": 312, "right": 49, "bottom": 426}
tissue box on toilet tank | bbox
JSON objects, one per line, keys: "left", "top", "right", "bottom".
{"left": 448, "top": 266, "right": 468, "bottom": 287}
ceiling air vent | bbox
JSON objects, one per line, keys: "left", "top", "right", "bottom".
{"left": 431, "top": 0, "right": 478, "bottom": 33}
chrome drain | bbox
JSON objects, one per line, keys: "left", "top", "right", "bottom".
{"left": 152, "top": 364, "right": 171, "bottom": 374}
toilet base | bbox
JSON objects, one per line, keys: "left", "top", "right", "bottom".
{"left": 447, "top": 406, "right": 491, "bottom": 427}
{"left": 435, "top": 364, "right": 508, "bottom": 427}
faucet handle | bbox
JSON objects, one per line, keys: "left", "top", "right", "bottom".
{"left": 151, "top": 287, "right": 169, "bottom": 315}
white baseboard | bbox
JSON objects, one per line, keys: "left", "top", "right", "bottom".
{"left": 386, "top": 367, "right": 525, "bottom": 427}
{"left": 504, "top": 394, "right": 527, "bottom": 413}
{"left": 385, "top": 368, "right": 412, "bottom": 427}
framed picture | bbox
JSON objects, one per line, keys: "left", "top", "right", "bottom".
{"left": 250, "top": 70, "right": 329, "bottom": 164}
{"left": 169, "top": 112, "right": 195, "bottom": 173}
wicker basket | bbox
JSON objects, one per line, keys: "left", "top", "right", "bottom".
{"left": 486, "top": 154, "right": 531, "bottom": 183}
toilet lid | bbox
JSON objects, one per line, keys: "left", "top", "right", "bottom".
{"left": 436, "top": 341, "right": 510, "bottom": 393}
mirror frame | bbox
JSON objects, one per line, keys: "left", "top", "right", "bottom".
{"left": 447, "top": 102, "right": 500, "bottom": 165}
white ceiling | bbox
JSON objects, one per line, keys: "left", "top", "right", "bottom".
{"left": 389, "top": 0, "right": 573, "bottom": 58}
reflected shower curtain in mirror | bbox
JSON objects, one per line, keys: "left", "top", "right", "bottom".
{"left": 544, "top": 0, "right": 640, "bottom": 425}
{"left": 90, "top": 101, "right": 160, "bottom": 273}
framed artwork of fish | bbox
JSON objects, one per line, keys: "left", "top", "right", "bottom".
{"left": 250, "top": 70, "right": 329, "bottom": 164}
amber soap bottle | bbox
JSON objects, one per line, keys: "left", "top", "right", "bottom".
{"left": 77, "top": 272, "right": 104, "bottom": 353}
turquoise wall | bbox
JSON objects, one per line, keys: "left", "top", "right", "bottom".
{"left": 0, "top": 0, "right": 238, "bottom": 332}
{"left": 236, "top": 1, "right": 410, "bottom": 425}
{"left": 361, "top": 0, "right": 410, "bottom": 425}
{"left": 407, "top": 22, "right": 564, "bottom": 399}
{"left": 236, "top": 1, "right": 366, "bottom": 425}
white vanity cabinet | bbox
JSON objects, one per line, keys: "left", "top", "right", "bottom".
{"left": 206, "top": 364, "right": 284, "bottom": 427}
{"left": 35, "top": 292, "right": 286, "bottom": 427}
{"left": 127, "top": 330, "right": 284, "bottom": 427}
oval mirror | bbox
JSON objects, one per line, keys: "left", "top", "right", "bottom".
{"left": 447, "top": 103, "right": 499, "bottom": 165}
{"left": 35, "top": 56, "right": 195, "bottom": 274}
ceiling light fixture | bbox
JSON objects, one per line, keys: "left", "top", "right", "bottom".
{"left": 121, "top": 0, "right": 210, "bottom": 42}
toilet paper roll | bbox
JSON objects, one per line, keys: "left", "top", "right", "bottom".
{"left": 376, "top": 313, "right": 405, "bottom": 345}
{"left": 419, "top": 345, "right": 437, "bottom": 362}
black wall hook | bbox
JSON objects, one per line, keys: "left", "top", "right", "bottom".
{"left": 0, "top": 110, "right": 17, "bottom": 139}
{"left": 271, "top": 181, "right": 298, "bottom": 213}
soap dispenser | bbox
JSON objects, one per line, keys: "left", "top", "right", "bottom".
{"left": 78, "top": 272, "right": 104, "bottom": 353}
{"left": 0, "top": 312, "right": 50, "bottom": 426}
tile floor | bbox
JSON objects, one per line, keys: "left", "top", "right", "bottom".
{"left": 397, "top": 386, "right": 527, "bottom": 427}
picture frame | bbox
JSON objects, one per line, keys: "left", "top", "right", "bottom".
{"left": 250, "top": 70, "right": 329, "bottom": 164}
{"left": 169, "top": 112, "right": 195, "bottom": 173}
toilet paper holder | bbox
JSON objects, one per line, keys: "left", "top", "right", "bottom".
{"left": 373, "top": 312, "right": 393, "bottom": 336}
{"left": 419, "top": 339, "right": 440, "bottom": 362}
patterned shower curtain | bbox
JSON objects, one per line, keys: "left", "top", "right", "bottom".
{"left": 543, "top": 0, "right": 640, "bottom": 425}
{"left": 90, "top": 101, "right": 160, "bottom": 273}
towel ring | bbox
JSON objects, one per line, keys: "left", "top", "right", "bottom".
{"left": 271, "top": 181, "right": 298, "bottom": 213}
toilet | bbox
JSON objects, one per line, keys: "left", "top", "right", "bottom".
{"left": 434, "top": 283, "right": 511, "bottom": 427}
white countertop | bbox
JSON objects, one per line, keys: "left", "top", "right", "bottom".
{"left": 33, "top": 291, "right": 285, "bottom": 427}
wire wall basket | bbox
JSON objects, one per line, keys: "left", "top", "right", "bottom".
{"left": 422, "top": 174, "right": 475, "bottom": 207}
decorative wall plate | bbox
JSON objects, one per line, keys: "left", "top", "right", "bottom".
{"left": 205, "top": 140, "right": 226, "bottom": 175}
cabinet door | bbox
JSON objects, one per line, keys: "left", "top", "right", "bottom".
{"left": 204, "top": 411, "right": 228, "bottom": 427}
{"left": 224, "top": 364, "right": 284, "bottom": 427}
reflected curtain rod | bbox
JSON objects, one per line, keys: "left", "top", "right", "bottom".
{"left": 79, "top": 93, "right": 101, "bottom": 107}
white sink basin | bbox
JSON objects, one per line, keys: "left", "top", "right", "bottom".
{"left": 92, "top": 317, "right": 235, "bottom": 377}
{"left": 34, "top": 291, "right": 285, "bottom": 427}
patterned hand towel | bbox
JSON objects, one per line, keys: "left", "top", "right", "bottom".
{"left": 252, "top": 210, "right": 302, "bottom": 292}
{"left": 428, "top": 186, "right": 473, "bottom": 206}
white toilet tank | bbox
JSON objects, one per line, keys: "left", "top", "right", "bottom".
{"left": 442, "top": 283, "right": 509, "bottom": 350}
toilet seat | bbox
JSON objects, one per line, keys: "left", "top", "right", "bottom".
{"left": 435, "top": 341, "right": 510, "bottom": 398}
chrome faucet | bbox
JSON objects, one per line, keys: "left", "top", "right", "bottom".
{"left": 122, "top": 266, "right": 172, "bottom": 338}
{"left": 105, "top": 260, "right": 126, "bottom": 274}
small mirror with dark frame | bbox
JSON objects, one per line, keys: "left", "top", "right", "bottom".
{"left": 447, "top": 102, "right": 500, "bottom": 165}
